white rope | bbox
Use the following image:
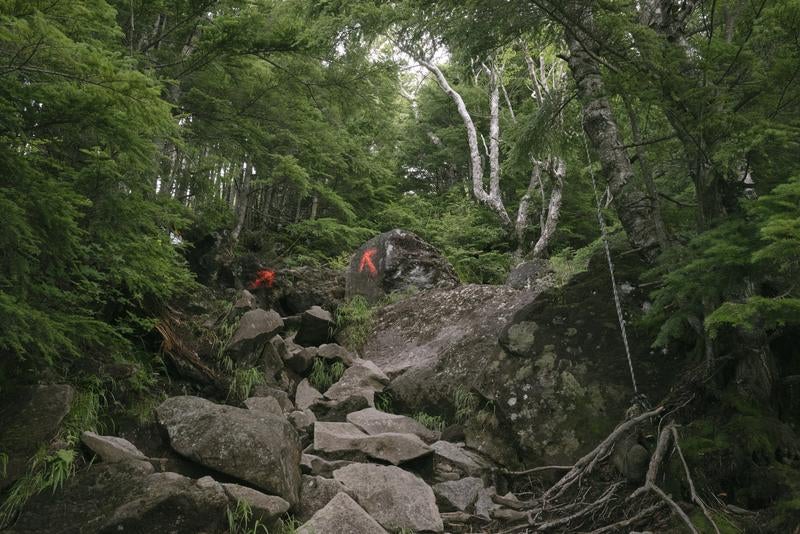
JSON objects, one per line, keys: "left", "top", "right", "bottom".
{"left": 583, "top": 136, "right": 639, "bottom": 395}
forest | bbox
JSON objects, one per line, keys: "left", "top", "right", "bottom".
{"left": 1, "top": 0, "right": 799, "bottom": 532}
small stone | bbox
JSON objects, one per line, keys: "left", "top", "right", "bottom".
{"left": 295, "top": 379, "right": 323, "bottom": 411}
{"left": 80, "top": 432, "right": 147, "bottom": 463}
{"left": 244, "top": 396, "right": 284, "bottom": 416}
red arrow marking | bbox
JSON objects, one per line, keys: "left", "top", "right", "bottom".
{"left": 249, "top": 269, "right": 275, "bottom": 289}
{"left": 359, "top": 248, "right": 378, "bottom": 277}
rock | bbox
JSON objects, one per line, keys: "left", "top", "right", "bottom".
{"left": 312, "top": 396, "right": 371, "bottom": 422}
{"left": 260, "top": 335, "right": 288, "bottom": 384}
{"left": 294, "top": 306, "right": 335, "bottom": 347}
{"left": 0, "top": 384, "right": 74, "bottom": 490}
{"left": 156, "top": 396, "right": 301, "bottom": 505}
{"left": 334, "top": 463, "right": 443, "bottom": 532}
{"left": 347, "top": 407, "right": 440, "bottom": 443}
{"left": 346, "top": 229, "right": 459, "bottom": 303}
{"left": 286, "top": 346, "right": 318, "bottom": 374}
{"left": 288, "top": 409, "right": 317, "bottom": 434}
{"left": 244, "top": 396, "right": 284, "bottom": 416}
{"left": 317, "top": 343, "right": 357, "bottom": 366}
{"left": 433, "top": 477, "right": 483, "bottom": 512}
{"left": 297, "top": 492, "right": 388, "bottom": 534}
{"left": 314, "top": 422, "right": 432, "bottom": 465}
{"left": 612, "top": 436, "right": 650, "bottom": 483}
{"left": 226, "top": 308, "right": 284, "bottom": 360}
{"left": 431, "top": 441, "right": 493, "bottom": 477}
{"left": 297, "top": 474, "right": 348, "bottom": 522}
{"left": 221, "top": 483, "right": 290, "bottom": 523}
{"left": 258, "top": 266, "right": 345, "bottom": 316}
{"left": 6, "top": 460, "right": 240, "bottom": 534}
{"left": 362, "top": 252, "right": 680, "bottom": 466}
{"left": 233, "top": 289, "right": 257, "bottom": 310}
{"left": 250, "top": 384, "right": 295, "bottom": 413}
{"left": 80, "top": 431, "right": 147, "bottom": 463}
{"left": 295, "top": 379, "right": 324, "bottom": 411}
{"left": 473, "top": 485, "right": 496, "bottom": 520}
{"left": 324, "top": 359, "right": 389, "bottom": 407}
{"left": 301, "top": 453, "right": 353, "bottom": 478}
{"left": 505, "top": 258, "right": 554, "bottom": 291}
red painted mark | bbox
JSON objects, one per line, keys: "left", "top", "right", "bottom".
{"left": 249, "top": 269, "right": 276, "bottom": 289}
{"left": 358, "top": 248, "right": 378, "bottom": 277}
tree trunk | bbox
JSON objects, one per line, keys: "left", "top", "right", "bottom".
{"left": 565, "top": 31, "right": 661, "bottom": 260}
{"left": 229, "top": 162, "right": 250, "bottom": 248}
{"left": 531, "top": 158, "right": 565, "bottom": 258}
{"left": 418, "top": 57, "right": 512, "bottom": 228}
{"left": 623, "top": 97, "right": 669, "bottom": 248}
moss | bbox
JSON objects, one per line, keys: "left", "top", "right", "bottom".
{"left": 688, "top": 510, "right": 740, "bottom": 534}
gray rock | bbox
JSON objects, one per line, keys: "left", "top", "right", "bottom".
{"left": 433, "top": 477, "right": 483, "bottom": 512}
{"left": 317, "top": 343, "right": 357, "bottom": 366}
{"left": 80, "top": 431, "right": 147, "bottom": 463}
{"left": 226, "top": 308, "right": 284, "bottom": 360}
{"left": 156, "top": 396, "right": 301, "bottom": 505}
{"left": 347, "top": 407, "right": 440, "bottom": 443}
{"left": 431, "top": 441, "right": 493, "bottom": 477}
{"left": 7, "top": 460, "right": 252, "bottom": 534}
{"left": 334, "top": 463, "right": 443, "bottom": 532}
{"left": 361, "top": 252, "right": 680, "bottom": 466}
{"left": 473, "top": 485, "right": 496, "bottom": 520}
{"left": 294, "top": 306, "right": 334, "bottom": 347}
{"left": 297, "top": 492, "right": 388, "bottom": 534}
{"left": 300, "top": 453, "right": 353, "bottom": 478}
{"left": 346, "top": 229, "right": 459, "bottom": 303}
{"left": 314, "top": 422, "right": 432, "bottom": 465}
{"left": 233, "top": 289, "right": 257, "bottom": 310}
{"left": 324, "top": 359, "right": 389, "bottom": 407}
{"left": 505, "top": 258, "right": 553, "bottom": 291}
{"left": 286, "top": 346, "right": 318, "bottom": 374}
{"left": 297, "top": 474, "right": 347, "bottom": 522}
{"left": 312, "top": 396, "right": 371, "bottom": 422}
{"left": 295, "top": 378, "right": 323, "bottom": 411}
{"left": 288, "top": 409, "right": 316, "bottom": 434}
{"left": 244, "top": 396, "right": 284, "bottom": 416}
{"left": 0, "top": 384, "right": 74, "bottom": 490}
{"left": 221, "top": 483, "right": 290, "bottom": 523}
{"left": 612, "top": 436, "right": 650, "bottom": 483}
{"left": 250, "top": 384, "right": 295, "bottom": 413}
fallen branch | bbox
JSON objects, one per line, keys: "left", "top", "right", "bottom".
{"left": 672, "top": 426, "right": 721, "bottom": 534}
{"left": 503, "top": 465, "right": 572, "bottom": 476}
{"left": 585, "top": 502, "right": 666, "bottom": 534}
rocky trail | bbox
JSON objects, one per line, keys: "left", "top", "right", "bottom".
{"left": 0, "top": 231, "right": 793, "bottom": 533}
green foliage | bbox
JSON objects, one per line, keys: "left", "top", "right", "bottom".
{"left": 647, "top": 175, "right": 800, "bottom": 347}
{"left": 228, "top": 368, "right": 266, "bottom": 403}
{"left": 270, "top": 516, "right": 301, "bottom": 534}
{"left": 335, "top": 295, "right": 375, "bottom": 350}
{"left": 0, "top": 388, "right": 104, "bottom": 527}
{"left": 374, "top": 391, "right": 394, "bottom": 413}
{"left": 226, "top": 500, "right": 268, "bottom": 534}
{"left": 452, "top": 385, "right": 479, "bottom": 423}
{"left": 308, "top": 358, "right": 345, "bottom": 392}
{"left": 412, "top": 412, "right": 446, "bottom": 432}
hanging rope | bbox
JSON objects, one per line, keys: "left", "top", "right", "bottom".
{"left": 583, "top": 135, "right": 640, "bottom": 395}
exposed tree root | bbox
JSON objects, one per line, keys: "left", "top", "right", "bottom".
{"left": 496, "top": 403, "right": 726, "bottom": 532}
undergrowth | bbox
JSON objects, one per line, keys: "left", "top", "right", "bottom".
{"left": 308, "top": 358, "right": 345, "bottom": 392}
{"left": 0, "top": 388, "right": 105, "bottom": 527}
{"left": 413, "top": 412, "right": 446, "bottom": 432}
{"left": 226, "top": 500, "right": 268, "bottom": 534}
{"left": 227, "top": 367, "right": 265, "bottom": 403}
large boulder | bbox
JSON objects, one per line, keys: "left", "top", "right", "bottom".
{"left": 7, "top": 460, "right": 286, "bottom": 533}
{"left": 333, "top": 463, "right": 443, "bottom": 532}
{"left": 156, "top": 396, "right": 301, "bottom": 505}
{"left": 361, "top": 253, "right": 681, "bottom": 466}
{"left": 0, "top": 384, "right": 74, "bottom": 490}
{"left": 226, "top": 308, "right": 283, "bottom": 361}
{"left": 345, "top": 229, "right": 459, "bottom": 303}
{"left": 297, "top": 492, "right": 387, "bottom": 534}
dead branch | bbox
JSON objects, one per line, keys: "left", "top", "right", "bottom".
{"left": 672, "top": 426, "right": 721, "bottom": 534}
{"left": 585, "top": 502, "right": 666, "bottom": 534}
